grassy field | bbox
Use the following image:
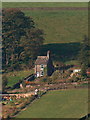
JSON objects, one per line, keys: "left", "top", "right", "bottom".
{"left": 24, "top": 9, "right": 88, "bottom": 44}
{"left": 20, "top": 3, "right": 87, "bottom": 64}
{"left": 4, "top": 69, "right": 34, "bottom": 87}
{"left": 2, "top": 3, "right": 88, "bottom": 64}
{"left": 2, "top": 2, "right": 88, "bottom": 8}
{"left": 2, "top": 2, "right": 88, "bottom": 44}
{"left": 16, "top": 89, "right": 88, "bottom": 118}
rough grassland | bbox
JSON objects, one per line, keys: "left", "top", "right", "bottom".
{"left": 2, "top": 2, "right": 88, "bottom": 8}
{"left": 4, "top": 69, "right": 34, "bottom": 87}
{"left": 23, "top": 10, "right": 88, "bottom": 44}
{"left": 2, "top": 3, "right": 88, "bottom": 63}
{"left": 2, "top": 2, "right": 88, "bottom": 44}
{"left": 21, "top": 8, "right": 87, "bottom": 64}
{"left": 16, "top": 89, "right": 88, "bottom": 118}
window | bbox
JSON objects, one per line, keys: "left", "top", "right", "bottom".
{"left": 41, "top": 64, "right": 44, "bottom": 69}
{"left": 41, "top": 71, "right": 44, "bottom": 76}
{"left": 37, "top": 72, "right": 40, "bottom": 77}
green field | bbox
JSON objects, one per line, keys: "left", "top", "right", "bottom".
{"left": 4, "top": 69, "right": 34, "bottom": 87}
{"left": 16, "top": 89, "right": 88, "bottom": 118}
{"left": 23, "top": 9, "right": 88, "bottom": 44}
{"left": 2, "top": 3, "right": 88, "bottom": 64}
{"left": 19, "top": 3, "right": 88, "bottom": 64}
{"left": 2, "top": 2, "right": 88, "bottom": 44}
{"left": 2, "top": 2, "right": 88, "bottom": 8}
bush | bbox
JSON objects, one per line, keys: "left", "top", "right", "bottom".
{"left": 10, "top": 101, "right": 15, "bottom": 106}
{"left": 71, "top": 77, "right": 80, "bottom": 82}
{"left": 51, "top": 70, "right": 60, "bottom": 81}
{"left": 2, "top": 75, "right": 8, "bottom": 93}
{"left": 69, "top": 72, "right": 88, "bottom": 82}
{"left": 41, "top": 77, "right": 47, "bottom": 82}
{"left": 62, "top": 70, "right": 71, "bottom": 79}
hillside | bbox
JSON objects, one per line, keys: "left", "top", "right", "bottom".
{"left": 2, "top": 2, "right": 88, "bottom": 8}
{"left": 3, "top": 2, "right": 88, "bottom": 44}
{"left": 2, "top": 2, "right": 88, "bottom": 64}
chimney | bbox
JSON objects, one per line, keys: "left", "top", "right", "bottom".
{"left": 47, "top": 51, "right": 50, "bottom": 59}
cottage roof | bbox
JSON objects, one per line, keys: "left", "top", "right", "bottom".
{"left": 35, "top": 56, "right": 49, "bottom": 65}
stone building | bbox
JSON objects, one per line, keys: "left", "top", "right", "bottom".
{"left": 34, "top": 51, "right": 54, "bottom": 77}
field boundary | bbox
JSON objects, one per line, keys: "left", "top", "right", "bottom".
{"left": 3, "top": 7, "right": 88, "bottom": 11}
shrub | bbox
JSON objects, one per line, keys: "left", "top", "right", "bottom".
{"left": 62, "top": 70, "right": 71, "bottom": 79}
{"left": 69, "top": 72, "right": 88, "bottom": 82}
{"left": 2, "top": 75, "right": 8, "bottom": 93}
{"left": 41, "top": 77, "right": 47, "bottom": 82}
{"left": 51, "top": 70, "right": 60, "bottom": 81}
{"left": 10, "top": 101, "right": 15, "bottom": 106}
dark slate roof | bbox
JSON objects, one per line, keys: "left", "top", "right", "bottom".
{"left": 35, "top": 56, "right": 49, "bottom": 65}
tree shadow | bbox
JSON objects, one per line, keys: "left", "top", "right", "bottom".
{"left": 79, "top": 114, "right": 90, "bottom": 120}
{"left": 39, "top": 42, "right": 81, "bottom": 63}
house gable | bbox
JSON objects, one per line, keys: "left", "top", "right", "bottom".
{"left": 34, "top": 51, "right": 54, "bottom": 77}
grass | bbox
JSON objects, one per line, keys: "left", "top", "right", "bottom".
{"left": 2, "top": 2, "right": 88, "bottom": 44}
{"left": 4, "top": 69, "right": 34, "bottom": 87}
{"left": 2, "top": 2, "right": 88, "bottom": 65}
{"left": 22, "top": 7, "right": 87, "bottom": 64}
{"left": 23, "top": 9, "right": 88, "bottom": 44}
{"left": 2, "top": 2, "right": 88, "bottom": 8}
{"left": 16, "top": 89, "right": 88, "bottom": 118}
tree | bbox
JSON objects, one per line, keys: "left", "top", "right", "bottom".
{"left": 19, "top": 28, "right": 44, "bottom": 67}
{"left": 2, "top": 8, "right": 44, "bottom": 71}
{"left": 78, "top": 35, "right": 89, "bottom": 76}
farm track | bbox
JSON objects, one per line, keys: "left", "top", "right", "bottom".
{"left": 4, "top": 7, "right": 88, "bottom": 11}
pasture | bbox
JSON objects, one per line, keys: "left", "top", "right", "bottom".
{"left": 3, "top": 2, "right": 88, "bottom": 44}
{"left": 2, "top": 3, "right": 88, "bottom": 64}
{"left": 16, "top": 89, "right": 88, "bottom": 118}
{"left": 4, "top": 69, "right": 34, "bottom": 87}
{"left": 23, "top": 9, "right": 88, "bottom": 44}
{"left": 2, "top": 2, "right": 88, "bottom": 8}
{"left": 3, "top": 2, "right": 88, "bottom": 64}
